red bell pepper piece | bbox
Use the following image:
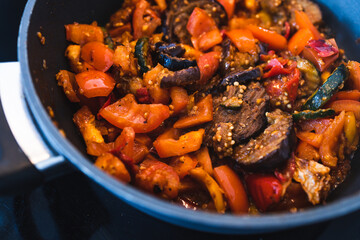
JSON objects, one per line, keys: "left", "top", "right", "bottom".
{"left": 284, "top": 68, "right": 300, "bottom": 101}
{"left": 246, "top": 174, "right": 283, "bottom": 212}
{"left": 197, "top": 51, "right": 221, "bottom": 84}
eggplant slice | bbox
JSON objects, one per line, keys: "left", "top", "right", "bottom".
{"left": 164, "top": 0, "right": 227, "bottom": 44}
{"left": 160, "top": 66, "right": 200, "bottom": 88}
{"left": 219, "top": 39, "right": 260, "bottom": 77}
{"left": 234, "top": 109, "right": 295, "bottom": 170}
{"left": 205, "top": 82, "right": 269, "bottom": 157}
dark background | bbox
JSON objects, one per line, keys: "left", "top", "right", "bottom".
{"left": 0, "top": 0, "right": 27, "bottom": 62}
{"left": 1, "top": 1, "right": 360, "bottom": 239}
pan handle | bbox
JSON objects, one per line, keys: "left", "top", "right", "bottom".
{"left": 0, "top": 62, "right": 72, "bottom": 195}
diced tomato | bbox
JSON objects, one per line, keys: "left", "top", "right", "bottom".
{"left": 217, "top": 0, "right": 235, "bottom": 18}
{"left": 187, "top": 8, "right": 223, "bottom": 51}
{"left": 143, "top": 64, "right": 170, "bottom": 104}
{"left": 265, "top": 79, "right": 283, "bottom": 97}
{"left": 170, "top": 87, "right": 189, "bottom": 115}
{"left": 225, "top": 29, "right": 257, "bottom": 54}
{"left": 75, "top": 70, "right": 115, "bottom": 98}
{"left": 95, "top": 153, "right": 131, "bottom": 183}
{"left": 114, "top": 127, "right": 136, "bottom": 158}
{"left": 196, "top": 29, "right": 223, "bottom": 52}
{"left": 197, "top": 51, "right": 221, "bottom": 84}
{"left": 214, "top": 165, "right": 249, "bottom": 214}
{"left": 81, "top": 42, "right": 114, "bottom": 72}
{"left": 99, "top": 94, "right": 170, "bottom": 133}
{"left": 65, "top": 23, "right": 104, "bottom": 45}
{"left": 173, "top": 95, "right": 213, "bottom": 129}
{"left": 284, "top": 68, "right": 300, "bottom": 101}
{"left": 153, "top": 128, "right": 205, "bottom": 158}
{"left": 246, "top": 174, "right": 282, "bottom": 212}
{"left": 169, "top": 154, "right": 198, "bottom": 179}
{"left": 135, "top": 158, "right": 180, "bottom": 199}
{"left": 133, "top": 0, "right": 161, "bottom": 39}
{"left": 187, "top": 7, "right": 217, "bottom": 38}
{"left": 263, "top": 58, "right": 296, "bottom": 78}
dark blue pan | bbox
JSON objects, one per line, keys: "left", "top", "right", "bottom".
{"left": 15, "top": 0, "right": 360, "bottom": 234}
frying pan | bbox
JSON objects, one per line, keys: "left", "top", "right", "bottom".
{"left": 2, "top": 0, "right": 360, "bottom": 234}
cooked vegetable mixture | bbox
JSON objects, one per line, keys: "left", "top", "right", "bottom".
{"left": 57, "top": 0, "right": 360, "bottom": 214}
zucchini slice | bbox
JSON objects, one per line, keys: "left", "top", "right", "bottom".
{"left": 293, "top": 108, "right": 336, "bottom": 121}
{"left": 302, "top": 64, "right": 349, "bottom": 110}
{"left": 135, "top": 37, "right": 152, "bottom": 74}
{"left": 297, "top": 58, "right": 320, "bottom": 97}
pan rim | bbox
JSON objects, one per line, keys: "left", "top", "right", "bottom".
{"left": 17, "top": 0, "right": 360, "bottom": 234}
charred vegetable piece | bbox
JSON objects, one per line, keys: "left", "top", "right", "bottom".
{"left": 158, "top": 52, "right": 197, "bottom": 71}
{"left": 292, "top": 109, "right": 335, "bottom": 121}
{"left": 220, "top": 67, "right": 262, "bottom": 88}
{"left": 134, "top": 37, "right": 152, "bottom": 74}
{"left": 164, "top": 0, "right": 227, "bottom": 44}
{"left": 296, "top": 58, "right": 321, "bottom": 98}
{"left": 219, "top": 39, "right": 259, "bottom": 76}
{"left": 302, "top": 64, "right": 349, "bottom": 110}
{"left": 234, "top": 109, "right": 294, "bottom": 170}
{"left": 160, "top": 66, "right": 200, "bottom": 88}
{"left": 205, "top": 82, "right": 269, "bottom": 157}
{"left": 155, "top": 42, "right": 186, "bottom": 57}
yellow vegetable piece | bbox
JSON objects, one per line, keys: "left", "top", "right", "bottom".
{"left": 344, "top": 111, "right": 357, "bottom": 145}
{"left": 189, "top": 167, "right": 226, "bottom": 213}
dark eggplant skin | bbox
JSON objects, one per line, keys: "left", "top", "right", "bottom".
{"left": 220, "top": 67, "right": 262, "bottom": 87}
{"left": 219, "top": 39, "right": 232, "bottom": 76}
{"left": 160, "top": 66, "right": 200, "bottom": 88}
{"left": 163, "top": 0, "right": 227, "bottom": 44}
{"left": 158, "top": 52, "right": 197, "bottom": 71}
{"left": 204, "top": 82, "right": 269, "bottom": 158}
{"left": 155, "top": 42, "right": 185, "bottom": 57}
{"left": 219, "top": 38, "right": 261, "bottom": 77}
{"left": 234, "top": 109, "right": 295, "bottom": 171}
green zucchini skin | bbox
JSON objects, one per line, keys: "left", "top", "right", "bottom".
{"left": 302, "top": 64, "right": 349, "bottom": 110}
{"left": 220, "top": 97, "right": 243, "bottom": 109}
{"left": 158, "top": 52, "right": 196, "bottom": 71}
{"left": 293, "top": 108, "right": 336, "bottom": 121}
{"left": 135, "top": 37, "right": 151, "bottom": 74}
